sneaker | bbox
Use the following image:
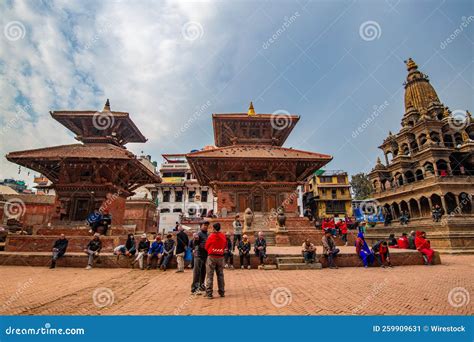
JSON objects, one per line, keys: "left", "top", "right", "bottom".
{"left": 241, "top": 266, "right": 244, "bottom": 269}
{"left": 224, "top": 264, "right": 228, "bottom": 268}
{"left": 247, "top": 265, "right": 251, "bottom": 270}
{"left": 230, "top": 265, "right": 234, "bottom": 269}
{"left": 175, "top": 270, "right": 184, "bottom": 273}
{"left": 205, "top": 294, "right": 213, "bottom": 299}
{"left": 85, "top": 265, "right": 92, "bottom": 270}
{"left": 219, "top": 293, "right": 225, "bottom": 298}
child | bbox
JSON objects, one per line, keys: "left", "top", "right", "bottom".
{"left": 379, "top": 241, "right": 393, "bottom": 268}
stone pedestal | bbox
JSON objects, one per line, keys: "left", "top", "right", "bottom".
{"left": 275, "top": 230, "right": 291, "bottom": 246}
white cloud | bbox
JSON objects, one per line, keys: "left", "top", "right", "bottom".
{"left": 0, "top": 0, "right": 226, "bottom": 186}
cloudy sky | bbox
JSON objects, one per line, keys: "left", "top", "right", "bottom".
{"left": 0, "top": 0, "right": 473, "bottom": 186}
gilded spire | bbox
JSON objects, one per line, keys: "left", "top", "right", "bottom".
{"left": 467, "top": 110, "right": 472, "bottom": 119}
{"left": 403, "top": 58, "right": 440, "bottom": 114}
{"left": 405, "top": 57, "right": 418, "bottom": 71}
{"left": 247, "top": 101, "right": 256, "bottom": 116}
{"left": 103, "top": 99, "right": 111, "bottom": 111}
{"left": 376, "top": 156, "right": 381, "bottom": 164}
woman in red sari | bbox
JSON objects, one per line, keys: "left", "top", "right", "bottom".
{"left": 415, "top": 231, "right": 435, "bottom": 265}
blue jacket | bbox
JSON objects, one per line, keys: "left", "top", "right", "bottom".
{"left": 148, "top": 241, "right": 164, "bottom": 255}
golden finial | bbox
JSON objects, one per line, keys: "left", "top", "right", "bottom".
{"left": 389, "top": 130, "right": 393, "bottom": 136}
{"left": 404, "top": 58, "right": 418, "bottom": 71}
{"left": 247, "top": 101, "right": 256, "bottom": 116}
{"left": 103, "top": 99, "right": 111, "bottom": 111}
{"left": 376, "top": 157, "right": 381, "bottom": 164}
{"left": 442, "top": 107, "right": 451, "bottom": 118}
{"left": 466, "top": 110, "right": 471, "bottom": 119}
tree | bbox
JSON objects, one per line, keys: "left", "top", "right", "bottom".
{"left": 350, "top": 173, "right": 372, "bottom": 199}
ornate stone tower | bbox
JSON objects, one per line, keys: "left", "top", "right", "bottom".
{"left": 368, "top": 59, "right": 474, "bottom": 252}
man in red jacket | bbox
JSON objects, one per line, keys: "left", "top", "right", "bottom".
{"left": 204, "top": 222, "right": 227, "bottom": 299}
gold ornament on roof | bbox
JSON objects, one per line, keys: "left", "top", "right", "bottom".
{"left": 247, "top": 101, "right": 256, "bottom": 116}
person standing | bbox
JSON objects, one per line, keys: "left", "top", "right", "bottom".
{"left": 232, "top": 215, "right": 243, "bottom": 251}
{"left": 176, "top": 225, "right": 189, "bottom": 273}
{"left": 133, "top": 234, "right": 150, "bottom": 270}
{"left": 191, "top": 221, "right": 209, "bottom": 294}
{"left": 224, "top": 231, "right": 234, "bottom": 269}
{"left": 321, "top": 231, "right": 339, "bottom": 269}
{"left": 238, "top": 234, "right": 251, "bottom": 269}
{"left": 254, "top": 231, "right": 267, "bottom": 266}
{"left": 50, "top": 234, "right": 68, "bottom": 269}
{"left": 337, "top": 219, "right": 348, "bottom": 246}
{"left": 204, "top": 222, "right": 227, "bottom": 299}
{"left": 84, "top": 233, "right": 102, "bottom": 270}
{"left": 188, "top": 233, "right": 199, "bottom": 269}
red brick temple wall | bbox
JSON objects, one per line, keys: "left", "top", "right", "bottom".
{"left": 124, "top": 199, "right": 157, "bottom": 233}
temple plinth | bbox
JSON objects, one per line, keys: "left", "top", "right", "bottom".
{"left": 6, "top": 100, "right": 161, "bottom": 224}
{"left": 186, "top": 103, "right": 332, "bottom": 217}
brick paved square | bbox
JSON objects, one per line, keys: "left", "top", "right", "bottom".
{"left": 0, "top": 254, "right": 472, "bottom": 315}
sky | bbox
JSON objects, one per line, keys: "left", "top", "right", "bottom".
{"left": 0, "top": 0, "right": 473, "bottom": 187}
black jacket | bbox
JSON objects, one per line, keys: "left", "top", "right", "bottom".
{"left": 196, "top": 230, "right": 208, "bottom": 258}
{"left": 138, "top": 240, "right": 150, "bottom": 253}
{"left": 53, "top": 239, "right": 68, "bottom": 254}
{"left": 176, "top": 231, "right": 189, "bottom": 254}
{"left": 87, "top": 239, "right": 102, "bottom": 252}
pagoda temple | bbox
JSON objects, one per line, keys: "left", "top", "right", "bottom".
{"left": 186, "top": 103, "right": 332, "bottom": 216}
{"left": 367, "top": 58, "right": 474, "bottom": 253}
{"left": 6, "top": 100, "right": 161, "bottom": 225}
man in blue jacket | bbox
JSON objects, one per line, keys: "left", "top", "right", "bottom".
{"left": 147, "top": 235, "right": 164, "bottom": 270}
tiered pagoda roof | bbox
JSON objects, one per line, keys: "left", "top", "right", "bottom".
{"left": 6, "top": 100, "right": 161, "bottom": 194}
{"left": 187, "top": 103, "right": 332, "bottom": 186}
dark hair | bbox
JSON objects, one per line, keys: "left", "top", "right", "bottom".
{"left": 402, "top": 232, "right": 407, "bottom": 236}
{"left": 167, "top": 234, "right": 172, "bottom": 239}
{"left": 382, "top": 241, "right": 388, "bottom": 246}
{"left": 201, "top": 221, "right": 210, "bottom": 226}
{"left": 213, "top": 223, "right": 221, "bottom": 231}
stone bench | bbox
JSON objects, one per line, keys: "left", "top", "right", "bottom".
{"left": 0, "top": 249, "right": 441, "bottom": 269}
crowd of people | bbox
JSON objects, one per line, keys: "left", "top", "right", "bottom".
{"left": 48, "top": 214, "right": 437, "bottom": 297}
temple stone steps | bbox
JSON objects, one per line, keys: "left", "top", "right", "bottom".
{"left": 276, "top": 256, "right": 322, "bottom": 270}
{"left": 0, "top": 250, "right": 441, "bottom": 268}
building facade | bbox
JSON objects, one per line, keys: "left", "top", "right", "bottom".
{"left": 156, "top": 154, "right": 215, "bottom": 229}
{"left": 304, "top": 170, "right": 352, "bottom": 218}
{"left": 367, "top": 58, "right": 473, "bottom": 252}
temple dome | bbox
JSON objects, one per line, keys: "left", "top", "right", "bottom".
{"left": 404, "top": 58, "right": 441, "bottom": 114}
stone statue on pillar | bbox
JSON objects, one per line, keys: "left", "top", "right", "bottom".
{"left": 243, "top": 208, "right": 254, "bottom": 233}
{"left": 276, "top": 206, "right": 287, "bottom": 231}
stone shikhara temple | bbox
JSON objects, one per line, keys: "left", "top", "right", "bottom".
{"left": 6, "top": 100, "right": 161, "bottom": 225}
{"left": 367, "top": 59, "right": 474, "bottom": 253}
